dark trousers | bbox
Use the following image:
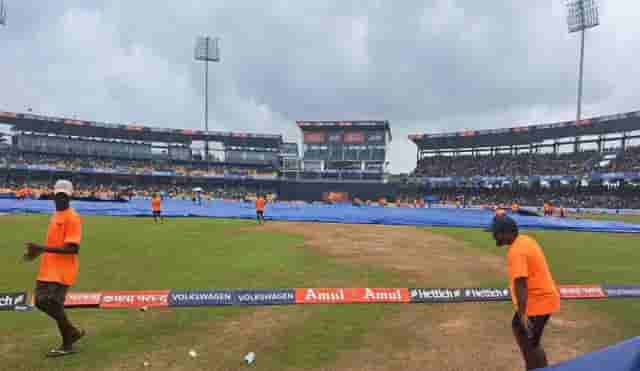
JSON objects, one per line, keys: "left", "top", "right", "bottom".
{"left": 34, "top": 281, "right": 78, "bottom": 348}
{"left": 512, "top": 312, "right": 551, "bottom": 370}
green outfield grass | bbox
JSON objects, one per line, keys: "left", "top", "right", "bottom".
{"left": 0, "top": 215, "right": 409, "bottom": 371}
{"left": 0, "top": 214, "right": 638, "bottom": 371}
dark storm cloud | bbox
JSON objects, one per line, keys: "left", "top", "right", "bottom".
{"left": 1, "top": 1, "right": 638, "bottom": 172}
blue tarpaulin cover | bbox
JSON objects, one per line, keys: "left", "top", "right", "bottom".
{"left": 542, "top": 336, "right": 640, "bottom": 371}
{"left": 2, "top": 199, "right": 640, "bottom": 233}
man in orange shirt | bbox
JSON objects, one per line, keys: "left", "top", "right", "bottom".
{"left": 511, "top": 202, "right": 520, "bottom": 214}
{"left": 151, "top": 193, "right": 163, "bottom": 223}
{"left": 23, "top": 180, "right": 85, "bottom": 357}
{"left": 490, "top": 215, "right": 560, "bottom": 370}
{"left": 255, "top": 194, "right": 266, "bottom": 225}
{"left": 543, "top": 202, "right": 552, "bottom": 217}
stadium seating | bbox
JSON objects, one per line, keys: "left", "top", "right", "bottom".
{"left": 413, "top": 149, "right": 632, "bottom": 177}
{"left": 1, "top": 153, "right": 278, "bottom": 179}
{"left": 425, "top": 186, "right": 640, "bottom": 210}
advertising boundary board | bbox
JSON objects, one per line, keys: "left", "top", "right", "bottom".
{"left": 169, "top": 289, "right": 297, "bottom": 307}
{"left": 233, "top": 289, "right": 296, "bottom": 305}
{"left": 169, "top": 290, "right": 235, "bottom": 307}
{"left": 603, "top": 285, "right": 640, "bottom": 298}
{"left": 409, "top": 288, "right": 465, "bottom": 303}
{"left": 64, "top": 292, "right": 102, "bottom": 308}
{"left": 100, "top": 290, "right": 169, "bottom": 308}
{"left": 558, "top": 285, "right": 607, "bottom": 299}
{"left": 0, "top": 292, "right": 28, "bottom": 311}
{"left": 7, "top": 286, "right": 640, "bottom": 312}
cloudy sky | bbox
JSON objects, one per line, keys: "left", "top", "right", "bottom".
{"left": 1, "top": 1, "right": 638, "bottom": 172}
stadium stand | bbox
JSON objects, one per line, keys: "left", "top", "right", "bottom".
{"left": 423, "top": 186, "right": 640, "bottom": 210}
{"left": 294, "top": 120, "right": 391, "bottom": 182}
{"left": 0, "top": 110, "right": 284, "bottom": 201}
{"left": 4, "top": 109, "right": 640, "bottom": 209}
{"left": 407, "top": 110, "right": 640, "bottom": 210}
{"left": 0, "top": 111, "right": 398, "bottom": 202}
{"left": 414, "top": 150, "right": 605, "bottom": 177}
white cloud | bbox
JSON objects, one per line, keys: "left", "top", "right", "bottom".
{"left": 1, "top": 1, "right": 639, "bottom": 173}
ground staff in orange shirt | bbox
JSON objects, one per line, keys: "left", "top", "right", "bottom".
{"left": 490, "top": 215, "right": 560, "bottom": 371}
{"left": 23, "top": 180, "right": 85, "bottom": 357}
{"left": 151, "top": 193, "right": 163, "bottom": 223}
{"left": 255, "top": 194, "right": 267, "bottom": 225}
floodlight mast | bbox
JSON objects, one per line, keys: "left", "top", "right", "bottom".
{"left": 194, "top": 36, "right": 220, "bottom": 164}
{"left": 566, "top": 0, "right": 599, "bottom": 152}
{"left": 0, "top": 0, "right": 7, "bottom": 27}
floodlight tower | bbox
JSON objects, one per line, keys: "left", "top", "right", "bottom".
{"left": 0, "top": 0, "right": 7, "bottom": 26}
{"left": 566, "top": 0, "right": 599, "bottom": 151}
{"left": 194, "top": 36, "right": 220, "bottom": 163}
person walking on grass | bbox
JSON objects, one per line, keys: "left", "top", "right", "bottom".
{"left": 151, "top": 192, "right": 163, "bottom": 223}
{"left": 255, "top": 193, "right": 266, "bottom": 225}
{"left": 490, "top": 215, "right": 560, "bottom": 370}
{"left": 23, "top": 179, "right": 85, "bottom": 357}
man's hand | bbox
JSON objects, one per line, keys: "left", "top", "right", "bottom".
{"left": 513, "top": 278, "right": 531, "bottom": 338}
{"left": 23, "top": 242, "right": 44, "bottom": 262}
{"left": 520, "top": 313, "right": 533, "bottom": 339}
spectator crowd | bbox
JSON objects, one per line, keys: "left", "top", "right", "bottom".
{"left": 422, "top": 187, "right": 640, "bottom": 210}
{"left": 2, "top": 153, "right": 278, "bottom": 179}
{"left": 413, "top": 147, "right": 640, "bottom": 178}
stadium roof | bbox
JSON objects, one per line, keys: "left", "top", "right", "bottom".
{"left": 296, "top": 120, "right": 391, "bottom": 141}
{"left": 297, "top": 120, "right": 390, "bottom": 131}
{"left": 0, "top": 111, "right": 282, "bottom": 147}
{"left": 409, "top": 110, "right": 640, "bottom": 150}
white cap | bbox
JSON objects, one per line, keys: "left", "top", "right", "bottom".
{"left": 53, "top": 180, "right": 73, "bottom": 196}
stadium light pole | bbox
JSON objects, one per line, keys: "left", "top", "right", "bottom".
{"left": 0, "top": 0, "right": 7, "bottom": 27}
{"left": 566, "top": 0, "right": 599, "bottom": 152}
{"left": 194, "top": 36, "right": 220, "bottom": 164}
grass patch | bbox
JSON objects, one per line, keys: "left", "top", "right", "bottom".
{"left": 0, "top": 215, "right": 405, "bottom": 371}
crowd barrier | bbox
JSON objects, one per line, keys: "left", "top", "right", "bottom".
{"left": 2, "top": 199, "right": 640, "bottom": 233}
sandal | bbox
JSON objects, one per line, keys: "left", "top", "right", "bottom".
{"left": 46, "top": 348, "right": 77, "bottom": 358}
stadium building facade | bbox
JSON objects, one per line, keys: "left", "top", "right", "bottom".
{"left": 0, "top": 111, "right": 399, "bottom": 202}
{"left": 289, "top": 120, "right": 391, "bottom": 181}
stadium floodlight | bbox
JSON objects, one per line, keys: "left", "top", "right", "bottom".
{"left": 566, "top": 0, "right": 599, "bottom": 33}
{"left": 565, "top": 0, "right": 599, "bottom": 136}
{"left": 0, "top": 0, "right": 7, "bottom": 26}
{"left": 194, "top": 36, "right": 221, "bottom": 163}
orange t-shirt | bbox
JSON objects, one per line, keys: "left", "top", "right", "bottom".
{"left": 511, "top": 203, "right": 520, "bottom": 212}
{"left": 506, "top": 235, "right": 560, "bottom": 316}
{"left": 37, "top": 208, "right": 82, "bottom": 286}
{"left": 152, "top": 197, "right": 162, "bottom": 211}
{"left": 255, "top": 197, "right": 266, "bottom": 211}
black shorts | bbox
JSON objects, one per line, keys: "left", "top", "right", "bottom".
{"left": 153, "top": 210, "right": 161, "bottom": 216}
{"left": 257, "top": 210, "right": 264, "bottom": 216}
{"left": 35, "top": 281, "right": 69, "bottom": 306}
{"left": 512, "top": 312, "right": 550, "bottom": 348}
